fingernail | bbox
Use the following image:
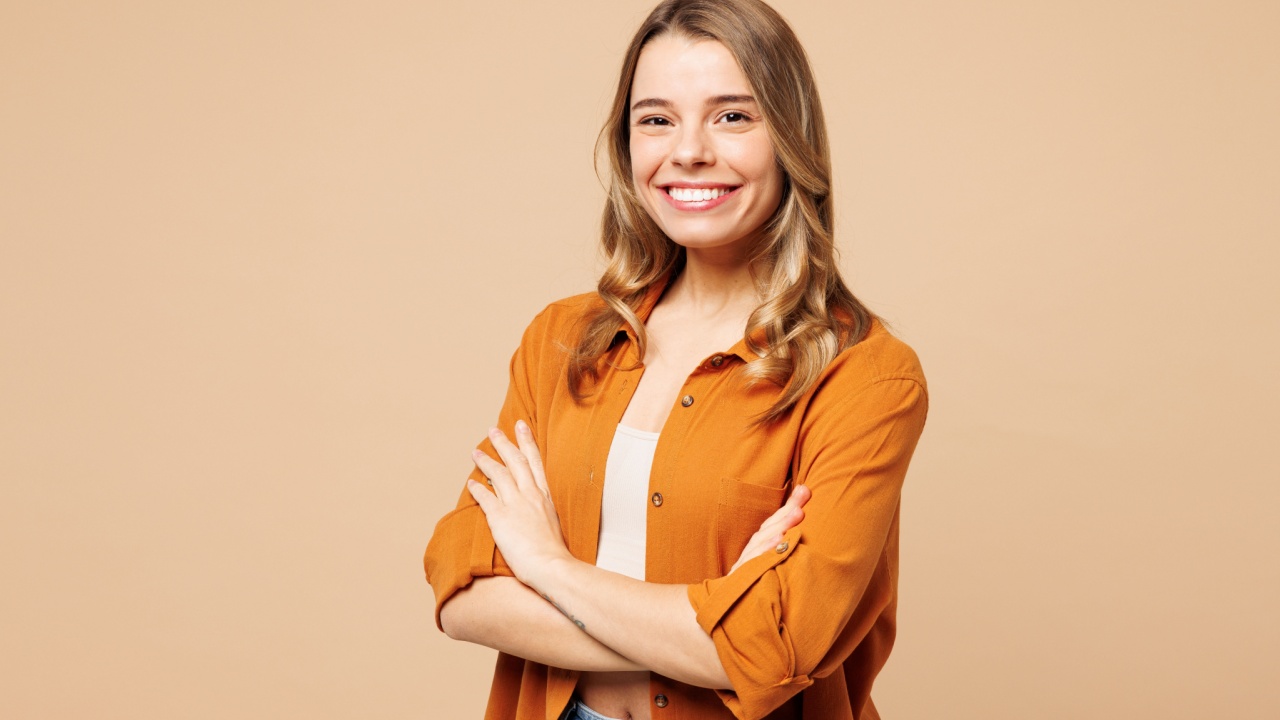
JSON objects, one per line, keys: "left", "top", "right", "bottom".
{"left": 516, "top": 419, "right": 528, "bottom": 434}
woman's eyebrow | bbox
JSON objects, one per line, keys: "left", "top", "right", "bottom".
{"left": 631, "top": 97, "right": 673, "bottom": 112}
{"left": 630, "top": 94, "right": 758, "bottom": 112}
{"left": 706, "top": 94, "right": 756, "bottom": 106}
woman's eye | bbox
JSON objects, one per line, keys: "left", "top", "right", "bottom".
{"left": 639, "top": 116, "right": 671, "bottom": 126}
{"left": 721, "top": 112, "right": 749, "bottom": 123}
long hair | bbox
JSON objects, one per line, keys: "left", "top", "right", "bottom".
{"left": 567, "top": 0, "right": 874, "bottom": 423}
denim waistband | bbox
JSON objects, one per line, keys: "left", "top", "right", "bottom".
{"left": 559, "top": 697, "right": 626, "bottom": 720}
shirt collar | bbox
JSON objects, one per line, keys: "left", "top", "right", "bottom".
{"left": 612, "top": 272, "right": 768, "bottom": 363}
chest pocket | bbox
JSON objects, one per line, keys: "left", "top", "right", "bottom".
{"left": 713, "top": 476, "right": 789, "bottom": 573}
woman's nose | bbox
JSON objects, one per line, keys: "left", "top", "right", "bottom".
{"left": 670, "top": 126, "right": 714, "bottom": 167}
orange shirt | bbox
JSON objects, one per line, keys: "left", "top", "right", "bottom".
{"left": 425, "top": 279, "right": 928, "bottom": 720}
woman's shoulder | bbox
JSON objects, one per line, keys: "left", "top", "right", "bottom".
{"left": 540, "top": 291, "right": 604, "bottom": 321}
{"left": 512, "top": 291, "right": 605, "bottom": 353}
{"left": 525, "top": 291, "right": 603, "bottom": 333}
{"left": 818, "top": 316, "right": 927, "bottom": 395}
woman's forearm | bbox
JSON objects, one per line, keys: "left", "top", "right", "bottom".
{"left": 458, "top": 425, "right": 807, "bottom": 687}
{"left": 440, "top": 575, "right": 646, "bottom": 672}
{"left": 528, "top": 559, "right": 732, "bottom": 689}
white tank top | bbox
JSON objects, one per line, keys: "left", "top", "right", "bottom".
{"left": 594, "top": 424, "right": 659, "bottom": 581}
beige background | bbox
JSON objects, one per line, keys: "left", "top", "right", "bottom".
{"left": 2, "top": 0, "right": 1277, "bottom": 718}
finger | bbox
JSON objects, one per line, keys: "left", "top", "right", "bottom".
{"left": 752, "top": 504, "right": 803, "bottom": 538}
{"left": 731, "top": 531, "right": 786, "bottom": 574}
{"left": 739, "top": 531, "right": 774, "bottom": 559}
{"left": 514, "top": 419, "right": 550, "bottom": 496}
{"left": 751, "top": 484, "right": 810, "bottom": 531}
{"left": 488, "top": 427, "right": 537, "bottom": 493}
{"left": 786, "top": 483, "right": 812, "bottom": 507}
{"left": 758, "top": 485, "right": 810, "bottom": 532}
{"left": 756, "top": 504, "right": 804, "bottom": 538}
{"left": 472, "top": 448, "right": 514, "bottom": 504}
{"left": 465, "top": 478, "right": 496, "bottom": 514}
{"left": 754, "top": 493, "right": 808, "bottom": 537}
{"left": 759, "top": 503, "right": 795, "bottom": 529}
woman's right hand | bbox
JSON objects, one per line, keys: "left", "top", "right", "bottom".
{"left": 729, "top": 484, "right": 812, "bottom": 574}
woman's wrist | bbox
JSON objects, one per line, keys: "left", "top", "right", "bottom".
{"left": 527, "top": 555, "right": 587, "bottom": 625}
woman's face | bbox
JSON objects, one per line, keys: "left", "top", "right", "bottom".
{"left": 629, "top": 35, "right": 783, "bottom": 257}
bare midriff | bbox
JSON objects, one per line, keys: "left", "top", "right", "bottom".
{"left": 577, "top": 670, "right": 651, "bottom": 720}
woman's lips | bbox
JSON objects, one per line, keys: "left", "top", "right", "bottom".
{"left": 660, "top": 185, "right": 741, "bottom": 211}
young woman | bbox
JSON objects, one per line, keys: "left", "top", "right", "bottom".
{"left": 424, "top": 1, "right": 928, "bottom": 719}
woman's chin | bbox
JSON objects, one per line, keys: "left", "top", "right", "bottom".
{"left": 663, "top": 230, "right": 756, "bottom": 256}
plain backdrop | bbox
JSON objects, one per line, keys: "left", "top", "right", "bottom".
{"left": 2, "top": 1, "right": 1277, "bottom": 718}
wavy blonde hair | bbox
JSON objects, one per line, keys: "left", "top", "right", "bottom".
{"left": 568, "top": 0, "right": 874, "bottom": 423}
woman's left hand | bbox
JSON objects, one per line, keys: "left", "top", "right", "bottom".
{"left": 466, "top": 419, "right": 571, "bottom": 588}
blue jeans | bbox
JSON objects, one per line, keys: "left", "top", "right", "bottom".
{"left": 558, "top": 697, "right": 626, "bottom": 720}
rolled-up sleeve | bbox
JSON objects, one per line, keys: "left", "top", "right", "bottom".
{"left": 687, "top": 376, "right": 928, "bottom": 720}
{"left": 423, "top": 310, "right": 548, "bottom": 633}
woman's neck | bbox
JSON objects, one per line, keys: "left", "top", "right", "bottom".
{"left": 666, "top": 247, "right": 759, "bottom": 319}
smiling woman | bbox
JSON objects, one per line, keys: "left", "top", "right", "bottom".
{"left": 627, "top": 38, "right": 783, "bottom": 255}
{"left": 424, "top": 1, "right": 928, "bottom": 719}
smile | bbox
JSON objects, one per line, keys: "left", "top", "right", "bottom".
{"left": 661, "top": 185, "right": 741, "bottom": 211}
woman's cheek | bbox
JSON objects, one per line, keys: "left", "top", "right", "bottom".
{"left": 629, "top": 138, "right": 664, "bottom": 180}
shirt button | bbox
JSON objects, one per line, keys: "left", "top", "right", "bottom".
{"left": 681, "top": 395, "right": 694, "bottom": 407}
{"left": 710, "top": 355, "right": 724, "bottom": 367}
{"left": 654, "top": 694, "right": 669, "bottom": 708}
{"left": 651, "top": 492, "right": 663, "bottom": 507}
{"left": 775, "top": 540, "right": 789, "bottom": 553}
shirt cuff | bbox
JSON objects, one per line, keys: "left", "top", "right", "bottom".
{"left": 686, "top": 526, "right": 810, "bottom": 720}
{"left": 424, "top": 504, "right": 513, "bottom": 633}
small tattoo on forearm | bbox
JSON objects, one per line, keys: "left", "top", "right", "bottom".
{"left": 539, "top": 591, "right": 586, "bottom": 630}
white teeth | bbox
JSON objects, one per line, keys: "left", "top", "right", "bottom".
{"left": 667, "top": 186, "right": 730, "bottom": 202}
